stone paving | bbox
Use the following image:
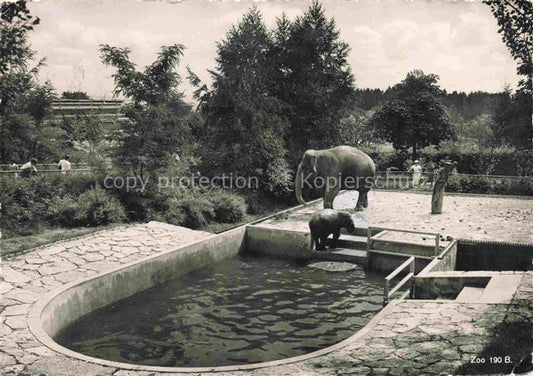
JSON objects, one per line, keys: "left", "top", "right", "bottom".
{"left": 0, "top": 222, "right": 211, "bottom": 376}
{"left": 1, "top": 220, "right": 531, "bottom": 376}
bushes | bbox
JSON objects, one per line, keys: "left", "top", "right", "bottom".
{"left": 446, "top": 174, "right": 533, "bottom": 196}
{"left": 363, "top": 146, "right": 532, "bottom": 176}
{"left": 76, "top": 186, "right": 126, "bottom": 226}
{"left": 210, "top": 191, "right": 246, "bottom": 223}
{"left": 1, "top": 174, "right": 126, "bottom": 237}
{"left": 178, "top": 195, "right": 215, "bottom": 229}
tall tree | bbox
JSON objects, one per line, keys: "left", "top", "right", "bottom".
{"left": 100, "top": 44, "right": 192, "bottom": 181}
{"left": 0, "top": 0, "right": 56, "bottom": 163}
{"left": 276, "top": 1, "right": 355, "bottom": 163}
{"left": 484, "top": 0, "right": 532, "bottom": 150}
{"left": 368, "top": 70, "right": 456, "bottom": 159}
{"left": 484, "top": 0, "right": 532, "bottom": 94}
{"left": 189, "top": 8, "right": 292, "bottom": 195}
{"left": 491, "top": 87, "right": 532, "bottom": 148}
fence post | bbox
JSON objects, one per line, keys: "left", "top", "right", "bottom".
{"left": 366, "top": 227, "right": 372, "bottom": 253}
{"left": 383, "top": 281, "right": 389, "bottom": 306}
{"left": 435, "top": 235, "right": 440, "bottom": 257}
{"left": 409, "top": 258, "right": 415, "bottom": 299}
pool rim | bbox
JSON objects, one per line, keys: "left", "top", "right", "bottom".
{"left": 27, "top": 226, "right": 396, "bottom": 373}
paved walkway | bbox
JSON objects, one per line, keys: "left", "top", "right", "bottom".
{"left": 1, "top": 220, "right": 531, "bottom": 375}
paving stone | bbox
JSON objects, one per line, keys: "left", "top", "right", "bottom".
{"left": 4, "top": 288, "right": 39, "bottom": 304}
{"left": 29, "top": 354, "right": 116, "bottom": 376}
{"left": 5, "top": 316, "right": 27, "bottom": 330}
{"left": 23, "top": 284, "right": 49, "bottom": 295}
{"left": 1, "top": 266, "right": 32, "bottom": 284}
{"left": 0, "top": 352, "right": 17, "bottom": 369}
{"left": 0, "top": 363, "right": 25, "bottom": 375}
{"left": 37, "top": 245, "right": 65, "bottom": 256}
{"left": 80, "top": 253, "right": 105, "bottom": 262}
{"left": 83, "top": 260, "right": 121, "bottom": 271}
{"left": 0, "top": 322, "right": 13, "bottom": 336}
{"left": 25, "top": 257, "right": 48, "bottom": 264}
{"left": 2, "top": 304, "right": 31, "bottom": 316}
{"left": 38, "top": 260, "right": 77, "bottom": 275}
{"left": 418, "top": 324, "right": 452, "bottom": 335}
{"left": 53, "top": 270, "right": 88, "bottom": 284}
{"left": 0, "top": 281, "right": 14, "bottom": 294}
{"left": 26, "top": 345, "right": 55, "bottom": 357}
{"left": 40, "top": 276, "right": 64, "bottom": 287}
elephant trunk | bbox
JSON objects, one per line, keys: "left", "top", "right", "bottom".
{"left": 295, "top": 164, "right": 307, "bottom": 205}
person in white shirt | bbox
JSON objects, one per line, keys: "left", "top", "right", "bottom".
{"left": 58, "top": 156, "right": 71, "bottom": 174}
{"left": 20, "top": 158, "right": 38, "bottom": 177}
{"left": 408, "top": 160, "right": 423, "bottom": 188}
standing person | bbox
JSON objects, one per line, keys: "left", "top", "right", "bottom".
{"left": 58, "top": 155, "right": 71, "bottom": 174}
{"left": 20, "top": 158, "right": 38, "bottom": 177}
{"left": 408, "top": 160, "right": 423, "bottom": 188}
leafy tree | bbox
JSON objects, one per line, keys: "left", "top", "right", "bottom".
{"left": 61, "top": 91, "right": 90, "bottom": 100}
{"left": 483, "top": 1, "right": 532, "bottom": 150}
{"left": 99, "top": 44, "right": 192, "bottom": 181}
{"left": 0, "top": 0, "right": 39, "bottom": 75}
{"left": 0, "top": 0, "right": 56, "bottom": 163}
{"left": 484, "top": 0, "right": 532, "bottom": 94}
{"left": 368, "top": 70, "right": 456, "bottom": 159}
{"left": 275, "top": 1, "right": 355, "bottom": 163}
{"left": 338, "top": 108, "right": 378, "bottom": 147}
{"left": 491, "top": 87, "right": 532, "bottom": 149}
{"left": 189, "top": 8, "right": 292, "bottom": 195}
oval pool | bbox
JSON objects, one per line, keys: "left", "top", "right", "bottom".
{"left": 54, "top": 255, "right": 383, "bottom": 367}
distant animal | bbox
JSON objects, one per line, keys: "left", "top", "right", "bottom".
{"left": 309, "top": 209, "right": 355, "bottom": 251}
{"left": 295, "top": 146, "right": 376, "bottom": 211}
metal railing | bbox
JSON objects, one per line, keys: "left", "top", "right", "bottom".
{"left": 383, "top": 256, "right": 415, "bottom": 306}
{"left": 367, "top": 226, "right": 441, "bottom": 257}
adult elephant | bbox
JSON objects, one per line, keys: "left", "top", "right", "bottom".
{"left": 295, "top": 146, "right": 376, "bottom": 211}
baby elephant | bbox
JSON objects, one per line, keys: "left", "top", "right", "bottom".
{"left": 309, "top": 209, "right": 355, "bottom": 251}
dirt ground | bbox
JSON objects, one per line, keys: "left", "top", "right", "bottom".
{"left": 263, "top": 191, "right": 533, "bottom": 243}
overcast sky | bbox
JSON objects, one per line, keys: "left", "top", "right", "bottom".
{"left": 28, "top": 0, "right": 519, "bottom": 103}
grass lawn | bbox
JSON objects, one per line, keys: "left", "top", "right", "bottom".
{"left": 1, "top": 224, "right": 123, "bottom": 259}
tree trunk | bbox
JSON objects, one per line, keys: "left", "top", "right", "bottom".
{"left": 412, "top": 143, "right": 418, "bottom": 160}
{"left": 431, "top": 161, "right": 456, "bottom": 214}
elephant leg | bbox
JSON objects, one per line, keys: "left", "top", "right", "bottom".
{"left": 323, "top": 182, "right": 341, "bottom": 209}
{"left": 332, "top": 230, "right": 340, "bottom": 249}
{"left": 314, "top": 237, "right": 320, "bottom": 251}
{"left": 355, "top": 188, "right": 369, "bottom": 211}
{"left": 319, "top": 235, "right": 328, "bottom": 251}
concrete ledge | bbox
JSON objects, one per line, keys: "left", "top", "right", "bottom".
{"left": 28, "top": 227, "right": 246, "bottom": 367}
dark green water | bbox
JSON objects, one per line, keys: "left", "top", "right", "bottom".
{"left": 55, "top": 255, "right": 384, "bottom": 367}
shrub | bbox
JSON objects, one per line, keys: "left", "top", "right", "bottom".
{"left": 209, "top": 191, "right": 247, "bottom": 223}
{"left": 75, "top": 186, "right": 126, "bottom": 226}
{"left": 164, "top": 198, "right": 187, "bottom": 225}
{"left": 178, "top": 195, "right": 215, "bottom": 229}
{"left": 48, "top": 196, "right": 80, "bottom": 227}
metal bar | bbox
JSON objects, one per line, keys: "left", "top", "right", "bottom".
{"left": 385, "top": 256, "right": 415, "bottom": 282}
{"left": 398, "top": 289, "right": 410, "bottom": 300}
{"left": 389, "top": 272, "right": 414, "bottom": 297}
{"left": 437, "top": 239, "right": 457, "bottom": 259}
{"left": 409, "top": 258, "right": 416, "bottom": 298}
{"left": 368, "top": 226, "right": 440, "bottom": 237}
{"left": 383, "top": 280, "right": 389, "bottom": 306}
{"left": 366, "top": 227, "right": 372, "bottom": 253}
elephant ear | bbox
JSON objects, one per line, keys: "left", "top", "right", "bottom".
{"left": 311, "top": 155, "right": 318, "bottom": 174}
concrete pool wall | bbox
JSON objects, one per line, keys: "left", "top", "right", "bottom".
{"left": 414, "top": 239, "right": 532, "bottom": 300}
{"left": 30, "top": 226, "right": 246, "bottom": 339}
{"left": 28, "top": 223, "right": 399, "bottom": 373}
